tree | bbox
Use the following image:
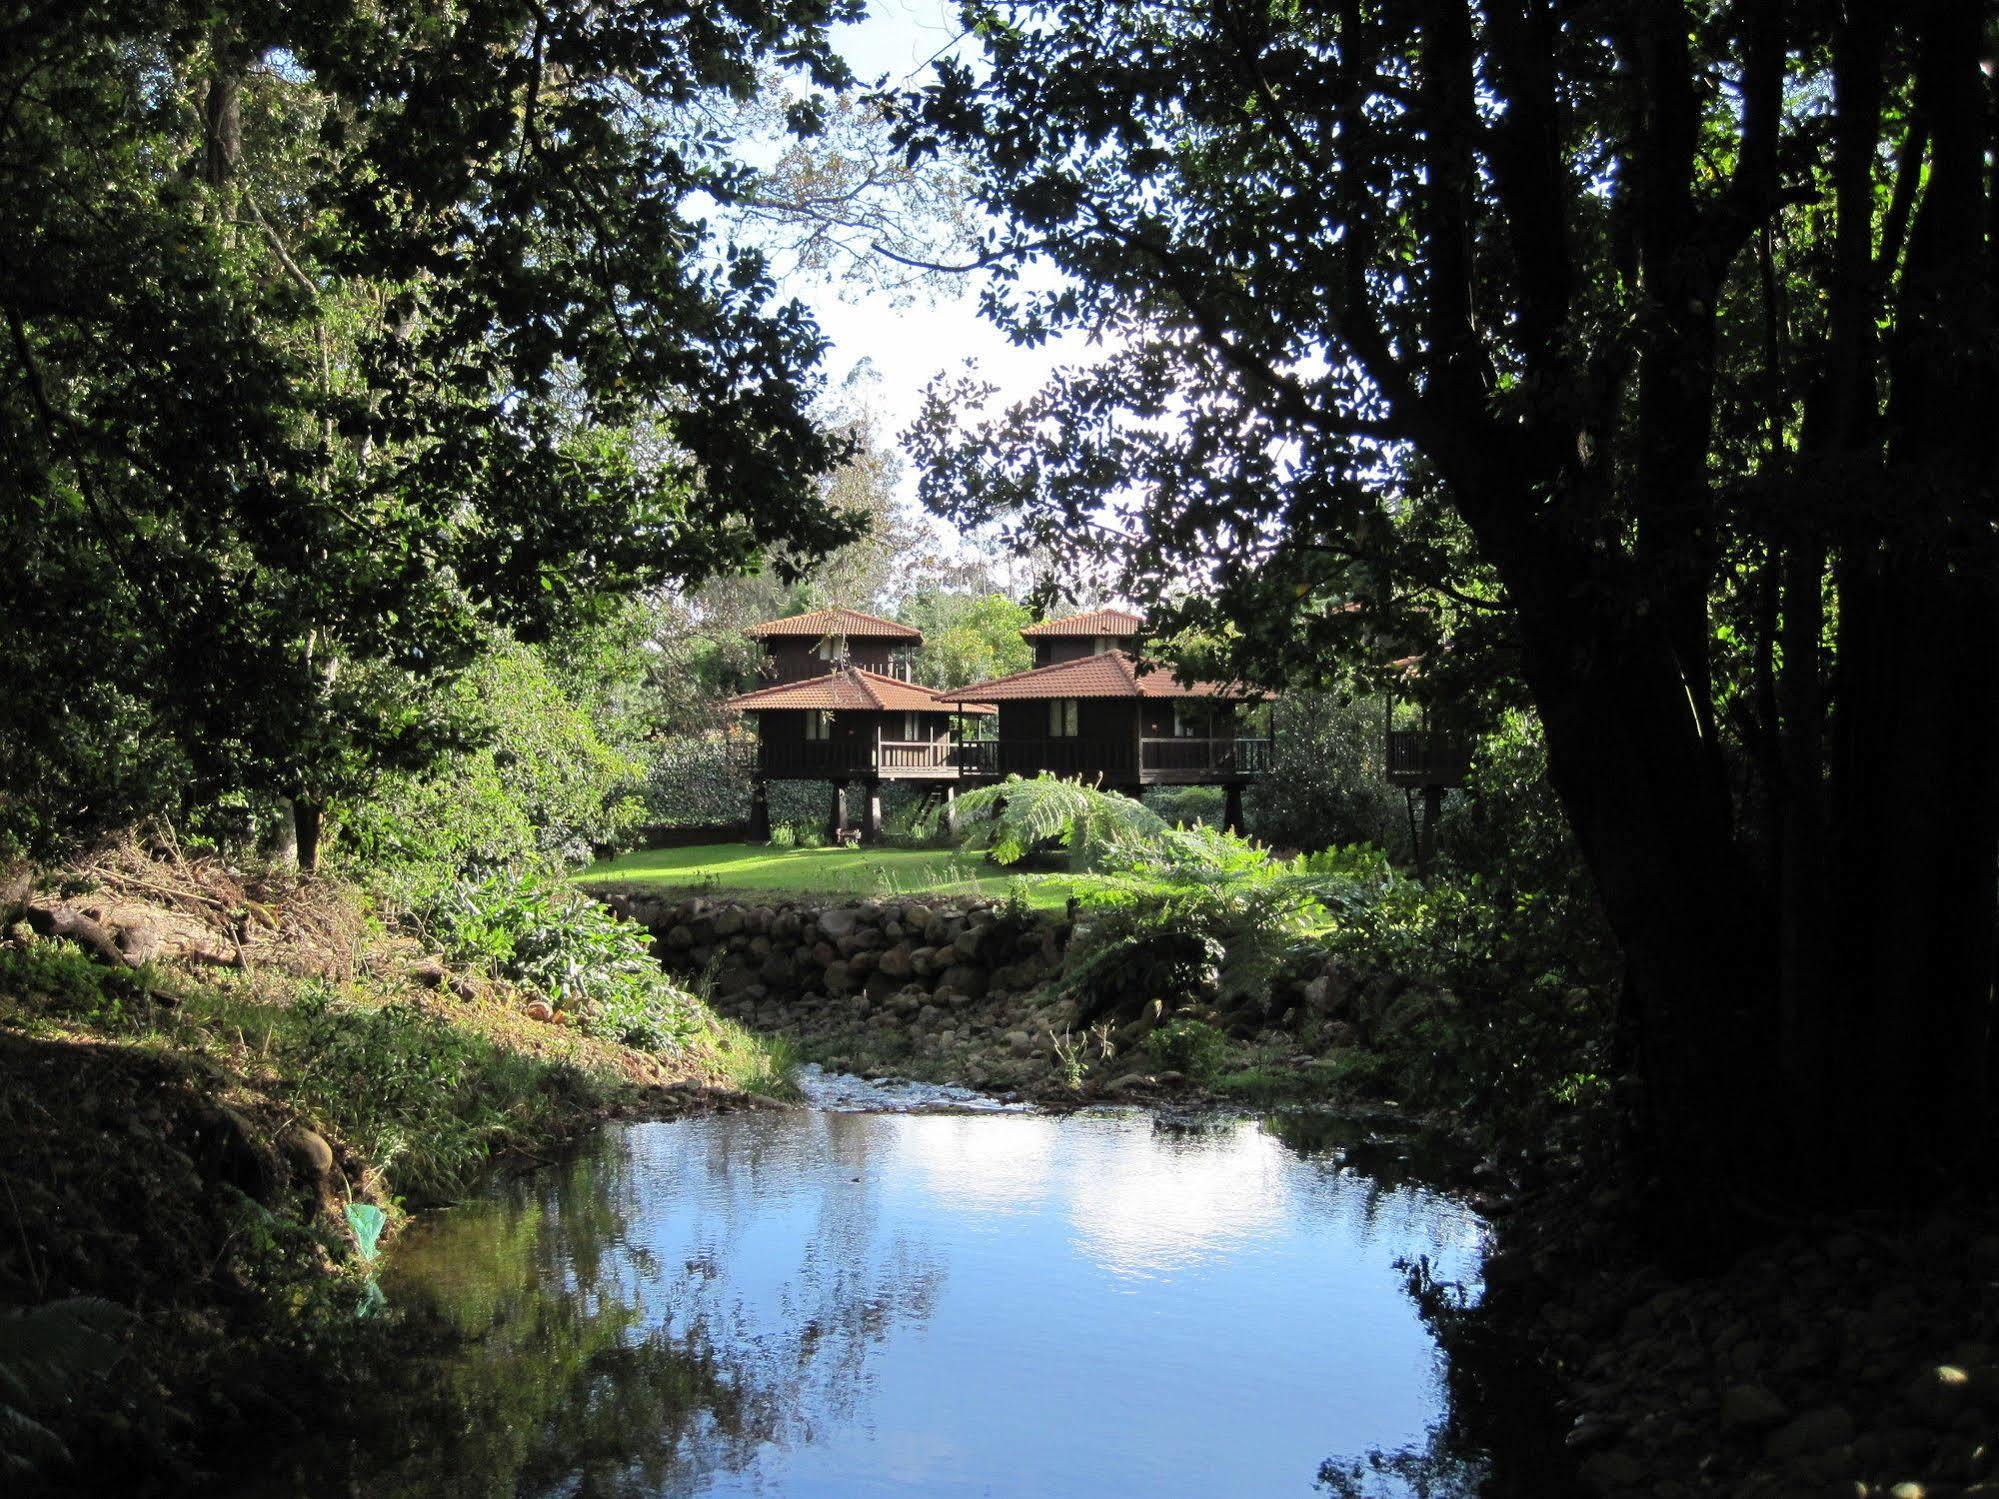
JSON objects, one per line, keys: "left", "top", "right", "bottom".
{"left": 906, "top": 1, "right": 1999, "bottom": 1228}
{"left": 1, "top": 0, "right": 866, "bottom": 866}
{"left": 904, "top": 590, "right": 1035, "bottom": 688}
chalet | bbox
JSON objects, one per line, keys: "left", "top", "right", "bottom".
{"left": 1020, "top": 607, "right": 1144, "bottom": 667}
{"left": 939, "top": 614, "right": 1271, "bottom": 831}
{"left": 726, "top": 605, "right": 1271, "bottom": 842}
{"left": 741, "top": 606, "right": 921, "bottom": 684}
{"left": 727, "top": 610, "right": 990, "bottom": 842}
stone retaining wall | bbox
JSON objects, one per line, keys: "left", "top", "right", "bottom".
{"left": 598, "top": 890, "right": 1075, "bottom": 1078}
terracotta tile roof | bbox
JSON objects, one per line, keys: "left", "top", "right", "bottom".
{"left": 1019, "top": 608, "right": 1145, "bottom": 639}
{"left": 937, "top": 650, "right": 1259, "bottom": 702}
{"left": 727, "top": 668, "right": 992, "bottom": 714}
{"left": 741, "top": 607, "right": 922, "bottom": 641}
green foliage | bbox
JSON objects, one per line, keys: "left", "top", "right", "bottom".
{"left": 1247, "top": 692, "right": 1411, "bottom": 858}
{"left": 344, "top": 641, "right": 646, "bottom": 874}
{"left": 0, "top": 1298, "right": 127, "bottom": 1478}
{"left": 408, "top": 867, "right": 711, "bottom": 1058}
{"left": 1, "top": 0, "right": 862, "bottom": 858}
{"left": 767, "top": 823, "right": 799, "bottom": 850}
{"left": 903, "top": 590, "right": 1035, "bottom": 688}
{"left": 1143, "top": 784, "right": 1223, "bottom": 828}
{"left": 955, "top": 776, "right": 1166, "bottom": 868}
{"left": 1058, "top": 825, "right": 1338, "bottom": 1022}
{"left": 1145, "top": 1018, "right": 1229, "bottom": 1080}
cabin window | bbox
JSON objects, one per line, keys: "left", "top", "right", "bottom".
{"left": 1172, "top": 702, "right": 1206, "bottom": 738}
{"left": 805, "top": 710, "right": 832, "bottom": 741}
{"left": 814, "top": 638, "right": 835, "bottom": 661}
{"left": 901, "top": 711, "right": 923, "bottom": 741}
{"left": 1049, "top": 698, "right": 1080, "bottom": 737}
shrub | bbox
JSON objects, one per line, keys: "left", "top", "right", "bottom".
{"left": 1146, "top": 1017, "right": 1230, "bottom": 1079}
{"left": 956, "top": 775, "right": 1166, "bottom": 868}
{"left": 406, "top": 868, "right": 705, "bottom": 1055}
{"left": 767, "top": 823, "right": 798, "bottom": 850}
{"left": 345, "top": 642, "right": 644, "bottom": 874}
{"left": 1144, "top": 784, "right": 1224, "bottom": 828}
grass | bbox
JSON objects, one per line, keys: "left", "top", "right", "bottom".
{"left": 578, "top": 842, "right": 1078, "bottom": 910}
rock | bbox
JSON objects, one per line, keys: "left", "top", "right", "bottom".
{"left": 446, "top": 974, "right": 478, "bottom": 1001}
{"left": 952, "top": 928, "right": 984, "bottom": 961}
{"left": 877, "top": 945, "right": 913, "bottom": 979}
{"left": 941, "top": 964, "right": 988, "bottom": 999}
{"left": 525, "top": 998, "right": 555, "bottom": 1023}
{"left": 712, "top": 908, "right": 745, "bottom": 937}
{"left": 1766, "top": 1407, "right": 1856, "bottom": 1460}
{"left": 665, "top": 924, "right": 694, "bottom": 950}
{"left": 282, "top": 1127, "right": 335, "bottom": 1180}
{"left": 1006, "top": 1029, "right": 1033, "bottom": 1058}
{"left": 818, "top": 907, "right": 863, "bottom": 939}
{"left": 1720, "top": 1384, "right": 1790, "bottom": 1432}
{"left": 408, "top": 957, "right": 448, "bottom": 987}
{"left": 1907, "top": 1365, "right": 1972, "bottom": 1426}
{"left": 822, "top": 960, "right": 857, "bottom": 994}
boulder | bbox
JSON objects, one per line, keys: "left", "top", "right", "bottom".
{"left": 1719, "top": 1384, "right": 1789, "bottom": 1433}
{"left": 941, "top": 964, "right": 988, "bottom": 999}
{"left": 877, "top": 945, "right": 913, "bottom": 980}
{"left": 712, "top": 908, "right": 746, "bottom": 937}
{"left": 952, "top": 928, "right": 984, "bottom": 961}
{"left": 283, "top": 1126, "right": 335, "bottom": 1181}
{"left": 822, "top": 960, "right": 857, "bottom": 994}
{"left": 818, "top": 907, "right": 864, "bottom": 939}
{"left": 1765, "top": 1406, "right": 1856, "bottom": 1460}
{"left": 665, "top": 925, "right": 694, "bottom": 950}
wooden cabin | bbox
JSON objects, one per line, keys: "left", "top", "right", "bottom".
{"left": 726, "top": 610, "right": 993, "bottom": 841}
{"left": 741, "top": 607, "right": 921, "bottom": 685}
{"left": 939, "top": 644, "right": 1271, "bottom": 830}
{"left": 1020, "top": 607, "right": 1144, "bottom": 668}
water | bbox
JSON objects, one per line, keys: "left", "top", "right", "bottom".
{"left": 290, "top": 1101, "right": 1495, "bottom": 1498}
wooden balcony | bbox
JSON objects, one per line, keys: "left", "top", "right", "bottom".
{"left": 738, "top": 739, "right": 957, "bottom": 780}
{"left": 953, "top": 736, "right": 1271, "bottom": 784}
{"left": 1386, "top": 730, "right": 1473, "bottom": 788}
{"left": 1140, "top": 736, "right": 1273, "bottom": 781}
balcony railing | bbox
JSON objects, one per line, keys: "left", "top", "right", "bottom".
{"left": 739, "top": 738, "right": 954, "bottom": 777}
{"left": 1386, "top": 730, "right": 1473, "bottom": 787}
{"left": 1140, "top": 736, "right": 1273, "bottom": 775}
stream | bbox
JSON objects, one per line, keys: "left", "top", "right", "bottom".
{"left": 261, "top": 1084, "right": 1511, "bottom": 1497}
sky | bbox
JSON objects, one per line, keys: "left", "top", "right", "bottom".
{"left": 780, "top": 0, "right": 1084, "bottom": 496}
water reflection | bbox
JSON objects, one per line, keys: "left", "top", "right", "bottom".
{"left": 257, "top": 1108, "right": 1491, "bottom": 1499}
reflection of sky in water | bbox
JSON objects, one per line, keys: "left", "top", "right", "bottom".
{"left": 377, "top": 1110, "right": 1486, "bottom": 1499}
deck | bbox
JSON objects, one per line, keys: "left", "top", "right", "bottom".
{"left": 735, "top": 735, "right": 1273, "bottom": 785}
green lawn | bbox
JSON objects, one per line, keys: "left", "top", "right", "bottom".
{"left": 578, "top": 843, "right": 1077, "bottom": 909}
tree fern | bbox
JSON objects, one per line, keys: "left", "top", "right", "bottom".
{"left": 954, "top": 776, "right": 1166, "bottom": 869}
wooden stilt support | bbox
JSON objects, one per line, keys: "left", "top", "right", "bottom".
{"left": 827, "top": 782, "right": 847, "bottom": 844}
{"left": 859, "top": 782, "right": 881, "bottom": 844}
{"left": 748, "top": 779, "right": 771, "bottom": 842}
{"left": 1224, "top": 782, "right": 1245, "bottom": 835}
{"left": 942, "top": 783, "right": 958, "bottom": 838}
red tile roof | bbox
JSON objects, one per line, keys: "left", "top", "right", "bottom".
{"left": 727, "top": 667, "right": 992, "bottom": 714}
{"left": 742, "top": 607, "right": 922, "bottom": 641}
{"left": 1019, "top": 608, "right": 1145, "bottom": 639}
{"left": 937, "top": 650, "right": 1259, "bottom": 703}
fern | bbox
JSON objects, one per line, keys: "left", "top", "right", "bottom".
{"left": 954, "top": 776, "right": 1166, "bottom": 868}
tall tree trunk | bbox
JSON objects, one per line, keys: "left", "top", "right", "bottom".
{"left": 294, "top": 800, "right": 324, "bottom": 875}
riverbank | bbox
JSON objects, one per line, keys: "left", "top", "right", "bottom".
{"left": 0, "top": 846, "right": 790, "bottom": 1496}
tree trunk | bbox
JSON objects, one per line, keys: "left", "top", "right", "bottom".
{"left": 270, "top": 797, "right": 299, "bottom": 868}
{"left": 294, "top": 800, "right": 324, "bottom": 874}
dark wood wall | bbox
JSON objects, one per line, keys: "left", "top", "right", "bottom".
{"left": 760, "top": 639, "right": 904, "bottom": 684}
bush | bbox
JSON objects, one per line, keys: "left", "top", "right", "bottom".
{"left": 345, "top": 642, "right": 644, "bottom": 874}
{"left": 1146, "top": 1017, "right": 1230, "bottom": 1079}
{"left": 1144, "top": 784, "right": 1224, "bottom": 828}
{"left": 767, "top": 823, "right": 798, "bottom": 849}
{"left": 1247, "top": 690, "right": 1410, "bottom": 857}
{"left": 407, "top": 868, "right": 706, "bottom": 1055}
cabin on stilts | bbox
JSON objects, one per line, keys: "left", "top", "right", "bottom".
{"left": 725, "top": 605, "right": 1274, "bottom": 841}
{"left": 1382, "top": 657, "right": 1472, "bottom": 874}
{"left": 727, "top": 608, "right": 992, "bottom": 843}
{"left": 939, "top": 612, "right": 1273, "bottom": 831}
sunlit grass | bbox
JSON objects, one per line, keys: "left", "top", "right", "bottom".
{"left": 578, "top": 843, "right": 1075, "bottom": 909}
